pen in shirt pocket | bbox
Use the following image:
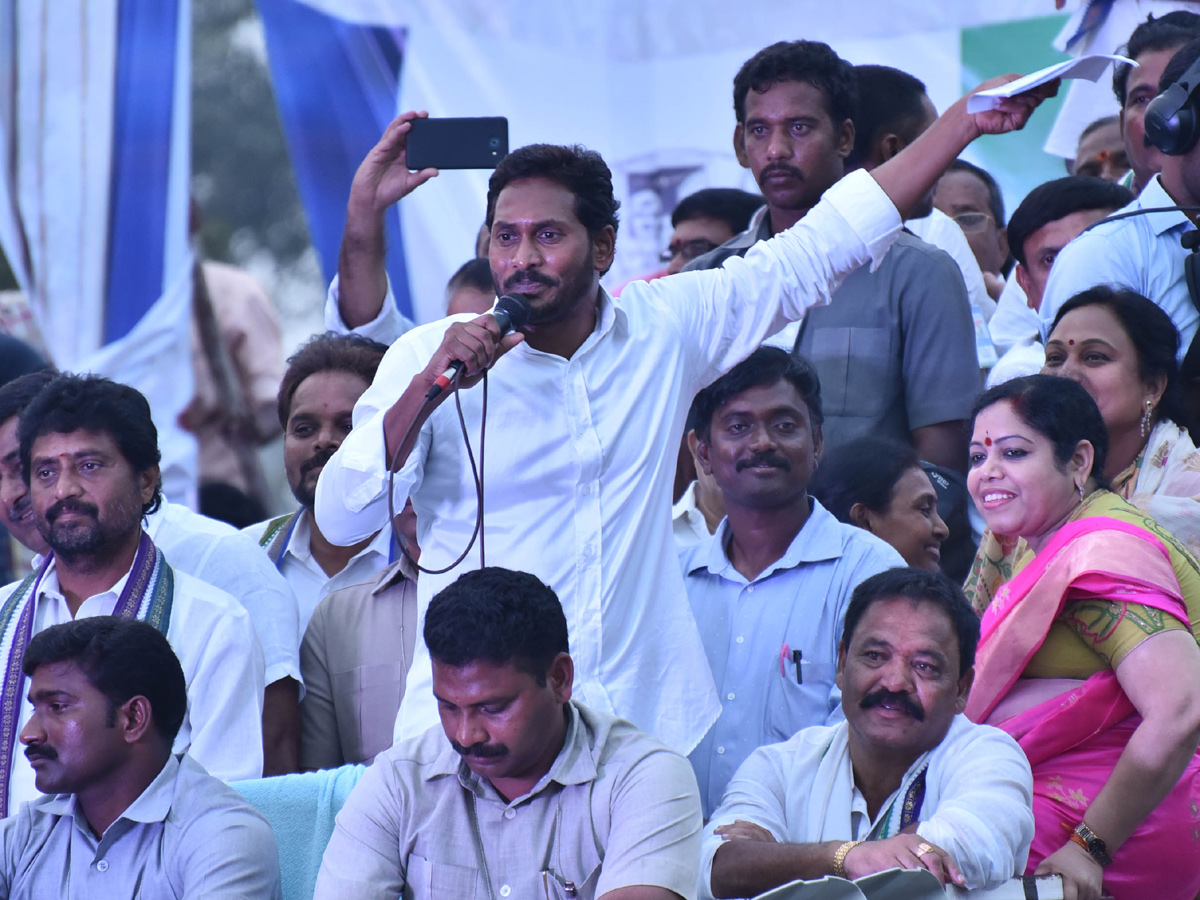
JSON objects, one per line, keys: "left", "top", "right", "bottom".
{"left": 779, "top": 643, "right": 808, "bottom": 684}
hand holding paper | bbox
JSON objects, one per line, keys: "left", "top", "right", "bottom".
{"left": 966, "top": 55, "right": 1134, "bottom": 114}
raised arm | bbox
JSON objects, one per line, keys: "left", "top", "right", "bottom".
{"left": 871, "top": 76, "right": 1057, "bottom": 220}
{"left": 338, "top": 111, "right": 439, "bottom": 328}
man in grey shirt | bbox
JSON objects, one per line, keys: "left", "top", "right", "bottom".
{"left": 0, "top": 616, "right": 281, "bottom": 899}
{"left": 315, "top": 566, "right": 703, "bottom": 900}
{"left": 686, "top": 41, "right": 980, "bottom": 471}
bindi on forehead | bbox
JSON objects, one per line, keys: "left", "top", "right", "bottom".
{"left": 984, "top": 436, "right": 992, "bottom": 447}
{"left": 1068, "top": 339, "right": 1074, "bottom": 346}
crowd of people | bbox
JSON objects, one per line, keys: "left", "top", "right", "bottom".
{"left": 1, "top": 14, "right": 1200, "bottom": 900}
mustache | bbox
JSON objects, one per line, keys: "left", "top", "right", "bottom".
{"left": 46, "top": 499, "right": 99, "bottom": 523}
{"left": 8, "top": 494, "right": 31, "bottom": 524}
{"left": 736, "top": 451, "right": 791, "bottom": 472}
{"left": 24, "top": 745, "right": 57, "bottom": 762}
{"left": 760, "top": 162, "right": 805, "bottom": 182}
{"left": 450, "top": 739, "right": 507, "bottom": 759}
{"left": 300, "top": 448, "right": 335, "bottom": 478}
{"left": 502, "top": 269, "right": 556, "bottom": 292}
{"left": 860, "top": 689, "right": 925, "bottom": 721}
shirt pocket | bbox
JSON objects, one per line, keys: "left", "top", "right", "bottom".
{"left": 804, "top": 326, "right": 893, "bottom": 417}
{"left": 763, "top": 655, "right": 839, "bottom": 743}
{"left": 543, "top": 862, "right": 601, "bottom": 900}
{"left": 332, "top": 663, "right": 406, "bottom": 762}
{"left": 404, "top": 853, "right": 478, "bottom": 900}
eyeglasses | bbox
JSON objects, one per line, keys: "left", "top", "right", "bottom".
{"left": 950, "top": 212, "right": 995, "bottom": 234}
{"left": 660, "top": 238, "right": 719, "bottom": 264}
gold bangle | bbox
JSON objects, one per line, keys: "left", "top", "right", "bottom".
{"left": 833, "top": 840, "right": 864, "bottom": 878}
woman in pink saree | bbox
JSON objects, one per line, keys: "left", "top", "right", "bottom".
{"left": 965, "top": 375, "right": 1200, "bottom": 900}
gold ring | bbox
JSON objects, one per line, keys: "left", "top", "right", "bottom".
{"left": 915, "top": 842, "right": 935, "bottom": 857}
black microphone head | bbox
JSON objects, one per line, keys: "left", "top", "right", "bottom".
{"left": 492, "top": 294, "right": 533, "bottom": 333}
{"left": 1183, "top": 229, "right": 1200, "bottom": 251}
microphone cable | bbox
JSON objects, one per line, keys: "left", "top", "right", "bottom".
{"left": 386, "top": 368, "right": 489, "bottom": 574}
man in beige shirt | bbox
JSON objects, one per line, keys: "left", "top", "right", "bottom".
{"left": 313, "top": 567, "right": 702, "bottom": 900}
{"left": 300, "top": 555, "right": 418, "bottom": 768}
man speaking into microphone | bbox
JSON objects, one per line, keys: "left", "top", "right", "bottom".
{"left": 315, "top": 68, "right": 1054, "bottom": 754}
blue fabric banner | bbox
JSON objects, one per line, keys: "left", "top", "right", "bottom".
{"left": 256, "top": 0, "right": 411, "bottom": 318}
{"left": 103, "top": 0, "right": 178, "bottom": 344}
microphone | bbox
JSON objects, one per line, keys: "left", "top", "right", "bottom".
{"left": 1184, "top": 230, "right": 1200, "bottom": 251}
{"left": 426, "top": 294, "right": 532, "bottom": 400}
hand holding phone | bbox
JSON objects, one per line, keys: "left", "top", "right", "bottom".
{"left": 406, "top": 117, "right": 509, "bottom": 170}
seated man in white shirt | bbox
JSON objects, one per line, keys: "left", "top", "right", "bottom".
{"left": 0, "top": 370, "right": 301, "bottom": 776}
{"left": 682, "top": 348, "right": 903, "bottom": 815}
{"left": 245, "top": 334, "right": 392, "bottom": 636}
{"left": 3, "top": 616, "right": 281, "bottom": 898}
{"left": 0, "top": 373, "right": 265, "bottom": 815}
{"left": 315, "top": 566, "right": 701, "bottom": 900}
{"left": 701, "top": 567, "right": 1034, "bottom": 899}
{"left": 314, "top": 80, "right": 1052, "bottom": 756}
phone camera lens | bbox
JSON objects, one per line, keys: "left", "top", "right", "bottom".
{"left": 489, "top": 137, "right": 500, "bottom": 148}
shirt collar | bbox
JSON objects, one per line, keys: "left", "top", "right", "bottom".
{"left": 287, "top": 509, "right": 392, "bottom": 566}
{"left": 1139, "top": 175, "right": 1196, "bottom": 236}
{"left": 39, "top": 754, "right": 180, "bottom": 828}
{"left": 691, "top": 498, "right": 846, "bottom": 581}
{"left": 370, "top": 555, "right": 418, "bottom": 594}
{"left": 36, "top": 555, "right": 134, "bottom": 607}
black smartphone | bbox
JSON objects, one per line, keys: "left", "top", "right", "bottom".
{"left": 406, "top": 117, "right": 509, "bottom": 170}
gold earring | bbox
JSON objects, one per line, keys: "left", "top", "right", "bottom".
{"left": 1141, "top": 400, "right": 1154, "bottom": 439}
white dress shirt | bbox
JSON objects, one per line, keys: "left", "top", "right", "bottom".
{"left": 672, "top": 481, "right": 713, "bottom": 549}
{"left": 988, "top": 273, "right": 1038, "bottom": 355}
{"left": 314, "top": 169, "right": 903, "bottom": 756}
{"left": 0, "top": 557, "right": 265, "bottom": 811}
{"left": 1039, "top": 175, "right": 1199, "bottom": 361}
{"left": 147, "top": 499, "right": 301, "bottom": 686}
{"left": 700, "top": 716, "right": 1034, "bottom": 897}
{"left": 243, "top": 510, "right": 392, "bottom": 635}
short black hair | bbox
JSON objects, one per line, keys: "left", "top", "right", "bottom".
{"left": 692, "top": 347, "right": 823, "bottom": 443}
{"left": 841, "top": 567, "right": 980, "bottom": 677}
{"left": 445, "top": 257, "right": 495, "bottom": 298}
{"left": 0, "top": 368, "right": 57, "bottom": 427}
{"left": 847, "top": 64, "right": 929, "bottom": 170}
{"left": 424, "top": 567, "right": 569, "bottom": 686}
{"left": 1006, "top": 176, "right": 1132, "bottom": 267}
{"left": 971, "top": 374, "right": 1109, "bottom": 488}
{"left": 277, "top": 332, "right": 388, "bottom": 428}
{"left": 733, "top": 40, "right": 857, "bottom": 128}
{"left": 485, "top": 144, "right": 621, "bottom": 262}
{"left": 23, "top": 617, "right": 187, "bottom": 745}
{"left": 19, "top": 374, "right": 163, "bottom": 515}
{"left": 1113, "top": 11, "right": 1200, "bottom": 105}
{"left": 1051, "top": 286, "right": 1190, "bottom": 430}
{"left": 1159, "top": 37, "right": 1200, "bottom": 93}
{"left": 670, "top": 188, "right": 764, "bottom": 234}
{"left": 809, "top": 436, "right": 920, "bottom": 523}
{"left": 946, "top": 159, "right": 1006, "bottom": 225}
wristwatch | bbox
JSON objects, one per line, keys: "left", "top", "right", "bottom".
{"left": 1071, "top": 822, "right": 1113, "bottom": 867}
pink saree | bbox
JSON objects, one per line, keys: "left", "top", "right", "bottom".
{"left": 965, "top": 516, "right": 1200, "bottom": 900}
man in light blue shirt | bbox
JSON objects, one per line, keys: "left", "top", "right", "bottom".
{"left": 1039, "top": 44, "right": 1200, "bottom": 362}
{"left": 681, "top": 348, "right": 904, "bottom": 815}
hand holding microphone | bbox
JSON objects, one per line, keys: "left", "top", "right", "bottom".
{"left": 424, "top": 294, "right": 532, "bottom": 400}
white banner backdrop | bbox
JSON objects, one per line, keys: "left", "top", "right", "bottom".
{"left": 382, "top": 0, "right": 1060, "bottom": 324}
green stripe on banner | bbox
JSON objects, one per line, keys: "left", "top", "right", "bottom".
{"left": 961, "top": 14, "right": 1071, "bottom": 221}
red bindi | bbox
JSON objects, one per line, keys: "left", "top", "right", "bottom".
{"left": 1068, "top": 339, "right": 1074, "bottom": 345}
{"left": 984, "top": 437, "right": 992, "bottom": 446}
